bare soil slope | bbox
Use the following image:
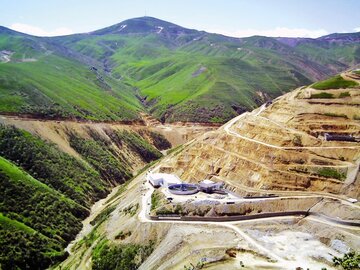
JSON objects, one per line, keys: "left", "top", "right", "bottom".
{"left": 159, "top": 71, "right": 360, "bottom": 199}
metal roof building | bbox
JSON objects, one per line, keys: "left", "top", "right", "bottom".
{"left": 146, "top": 173, "right": 182, "bottom": 188}
{"left": 198, "top": 179, "right": 224, "bottom": 193}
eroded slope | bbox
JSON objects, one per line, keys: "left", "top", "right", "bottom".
{"left": 159, "top": 71, "right": 360, "bottom": 199}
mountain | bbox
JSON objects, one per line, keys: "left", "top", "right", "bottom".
{"left": 160, "top": 71, "right": 360, "bottom": 198}
{"left": 90, "top": 16, "right": 199, "bottom": 37}
{"left": 1, "top": 17, "right": 360, "bottom": 123}
{"left": 0, "top": 121, "right": 171, "bottom": 269}
{"left": 58, "top": 71, "right": 360, "bottom": 270}
{"left": 0, "top": 28, "right": 142, "bottom": 121}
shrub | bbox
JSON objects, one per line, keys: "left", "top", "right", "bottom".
{"left": 105, "top": 130, "right": 162, "bottom": 163}
{"left": 339, "top": 91, "right": 351, "bottom": 98}
{"left": 324, "top": 113, "right": 348, "bottom": 119}
{"left": 69, "top": 133, "right": 132, "bottom": 185}
{"left": 92, "top": 240, "right": 154, "bottom": 270}
{"left": 115, "top": 230, "right": 132, "bottom": 240}
{"left": 310, "top": 92, "right": 334, "bottom": 99}
{"left": 293, "top": 134, "right": 303, "bottom": 146}
{"left": 0, "top": 125, "right": 106, "bottom": 206}
{"left": 333, "top": 251, "right": 360, "bottom": 270}
{"left": 148, "top": 131, "right": 171, "bottom": 150}
{"left": 317, "top": 168, "right": 346, "bottom": 180}
{"left": 312, "top": 75, "right": 358, "bottom": 90}
{"left": 90, "top": 205, "right": 117, "bottom": 226}
{"left": 151, "top": 190, "right": 162, "bottom": 211}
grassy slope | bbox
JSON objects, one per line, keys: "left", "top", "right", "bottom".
{"left": 109, "top": 36, "right": 314, "bottom": 122}
{"left": 61, "top": 29, "right": 359, "bottom": 123}
{"left": 0, "top": 157, "right": 82, "bottom": 269}
{"left": 0, "top": 124, "right": 168, "bottom": 269}
{"left": 312, "top": 75, "right": 359, "bottom": 90}
{"left": 1, "top": 20, "right": 360, "bottom": 123}
{"left": 0, "top": 34, "right": 143, "bottom": 121}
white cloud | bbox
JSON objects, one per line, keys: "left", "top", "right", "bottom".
{"left": 10, "top": 23, "right": 74, "bottom": 36}
{"left": 354, "top": 27, "right": 360, "bottom": 32}
{"left": 211, "top": 27, "right": 329, "bottom": 38}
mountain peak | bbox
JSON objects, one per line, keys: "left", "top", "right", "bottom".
{"left": 91, "top": 16, "right": 196, "bottom": 36}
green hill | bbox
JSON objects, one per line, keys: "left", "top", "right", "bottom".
{"left": 0, "top": 124, "right": 165, "bottom": 269}
{"left": 0, "top": 29, "right": 142, "bottom": 121}
{"left": 1, "top": 17, "right": 360, "bottom": 123}
{"left": 0, "top": 157, "right": 84, "bottom": 269}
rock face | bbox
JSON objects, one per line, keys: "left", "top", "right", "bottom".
{"left": 159, "top": 72, "right": 360, "bottom": 199}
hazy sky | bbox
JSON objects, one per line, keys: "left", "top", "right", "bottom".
{"left": 2, "top": 0, "right": 360, "bottom": 38}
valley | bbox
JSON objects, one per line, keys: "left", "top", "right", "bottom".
{"left": 56, "top": 71, "right": 360, "bottom": 270}
{"left": 0, "top": 15, "right": 360, "bottom": 270}
{"left": 0, "top": 110, "right": 215, "bottom": 269}
{"left": 1, "top": 17, "right": 360, "bottom": 124}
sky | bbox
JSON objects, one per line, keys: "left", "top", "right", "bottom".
{"left": 2, "top": 0, "right": 360, "bottom": 38}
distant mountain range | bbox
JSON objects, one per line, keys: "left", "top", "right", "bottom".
{"left": 0, "top": 16, "right": 359, "bottom": 123}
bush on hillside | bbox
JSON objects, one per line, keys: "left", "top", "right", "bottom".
{"left": 312, "top": 75, "right": 358, "bottom": 90}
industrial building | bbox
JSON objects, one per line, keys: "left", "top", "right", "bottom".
{"left": 324, "top": 133, "right": 356, "bottom": 142}
{"left": 198, "top": 179, "right": 224, "bottom": 193}
{"left": 146, "top": 172, "right": 182, "bottom": 188}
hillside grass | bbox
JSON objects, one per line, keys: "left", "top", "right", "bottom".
{"left": 312, "top": 75, "right": 358, "bottom": 90}
{"left": 60, "top": 32, "right": 315, "bottom": 123}
{"left": 0, "top": 124, "right": 166, "bottom": 269}
{"left": 0, "top": 53, "right": 142, "bottom": 121}
{"left": 310, "top": 92, "right": 334, "bottom": 99}
{"left": 92, "top": 239, "right": 154, "bottom": 270}
{"left": 0, "top": 212, "right": 69, "bottom": 269}
{"left": 3, "top": 27, "right": 360, "bottom": 123}
{"left": 0, "top": 157, "right": 82, "bottom": 269}
{"left": 0, "top": 125, "right": 109, "bottom": 206}
{"left": 317, "top": 168, "right": 346, "bottom": 181}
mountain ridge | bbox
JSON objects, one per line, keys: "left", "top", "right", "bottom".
{"left": 1, "top": 16, "right": 360, "bottom": 123}
{"left": 3, "top": 16, "right": 360, "bottom": 41}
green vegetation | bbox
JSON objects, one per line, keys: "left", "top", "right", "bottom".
{"left": 339, "top": 91, "right": 351, "bottom": 98}
{"left": 106, "top": 129, "right": 162, "bottom": 162}
{"left": 0, "top": 54, "right": 142, "bottom": 121}
{"left": 324, "top": 112, "right": 348, "bottom": 119}
{"left": 115, "top": 230, "right": 132, "bottom": 240}
{"left": 0, "top": 125, "right": 164, "bottom": 269}
{"left": 333, "top": 251, "right": 360, "bottom": 270}
{"left": 78, "top": 226, "right": 101, "bottom": 249}
{"left": 151, "top": 190, "right": 162, "bottom": 211}
{"left": 0, "top": 213, "right": 68, "bottom": 270}
{"left": 147, "top": 130, "right": 172, "bottom": 150}
{"left": 0, "top": 125, "right": 108, "bottom": 206}
{"left": 0, "top": 125, "right": 113, "bottom": 269}
{"left": 122, "top": 203, "right": 139, "bottom": 216}
{"left": 317, "top": 167, "right": 346, "bottom": 180}
{"left": 312, "top": 75, "right": 358, "bottom": 90}
{"left": 183, "top": 260, "right": 205, "bottom": 270}
{"left": 135, "top": 160, "right": 159, "bottom": 177}
{"left": 92, "top": 240, "right": 154, "bottom": 270}
{"left": 69, "top": 133, "right": 132, "bottom": 185}
{"left": 2, "top": 17, "right": 360, "bottom": 123}
{"left": 0, "top": 156, "right": 86, "bottom": 269}
{"left": 310, "top": 92, "right": 334, "bottom": 99}
{"left": 90, "top": 205, "right": 117, "bottom": 226}
{"left": 105, "top": 182, "right": 130, "bottom": 205}
{"left": 167, "top": 144, "right": 185, "bottom": 156}
{"left": 156, "top": 204, "right": 184, "bottom": 216}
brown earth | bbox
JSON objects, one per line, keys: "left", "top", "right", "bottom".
{"left": 158, "top": 72, "right": 360, "bottom": 199}
{"left": 0, "top": 115, "right": 215, "bottom": 164}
